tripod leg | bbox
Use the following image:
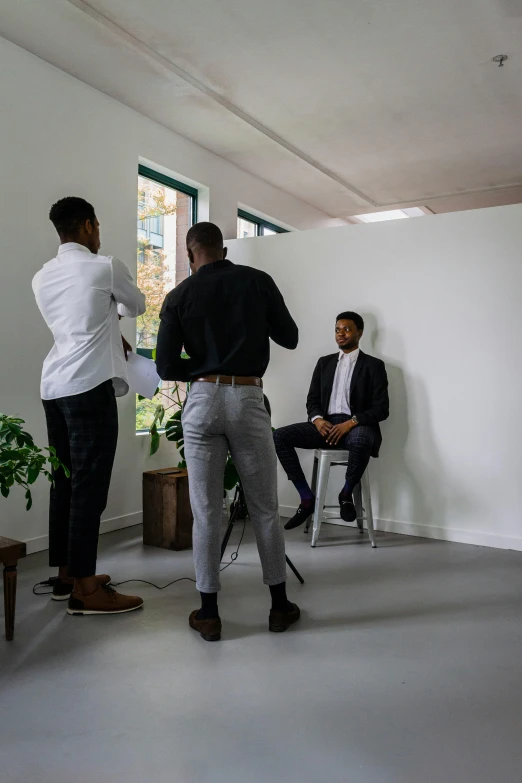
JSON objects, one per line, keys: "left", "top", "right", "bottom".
{"left": 220, "top": 519, "right": 236, "bottom": 561}
{"left": 220, "top": 486, "right": 240, "bottom": 561}
{"left": 286, "top": 555, "right": 304, "bottom": 584}
{"left": 221, "top": 484, "right": 306, "bottom": 584}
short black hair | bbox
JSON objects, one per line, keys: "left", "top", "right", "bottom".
{"left": 49, "top": 197, "right": 96, "bottom": 236}
{"left": 186, "top": 222, "right": 223, "bottom": 253}
{"left": 336, "top": 311, "right": 364, "bottom": 331}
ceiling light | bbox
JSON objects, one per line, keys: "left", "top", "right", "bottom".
{"left": 355, "top": 210, "right": 410, "bottom": 223}
{"left": 402, "top": 207, "right": 426, "bottom": 217}
{"left": 354, "top": 207, "right": 429, "bottom": 223}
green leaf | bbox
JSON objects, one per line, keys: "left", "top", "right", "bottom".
{"left": 151, "top": 404, "right": 165, "bottom": 430}
{"left": 150, "top": 430, "right": 160, "bottom": 456}
{"left": 165, "top": 418, "right": 183, "bottom": 442}
{"left": 0, "top": 450, "right": 20, "bottom": 463}
{"left": 27, "top": 465, "right": 40, "bottom": 485}
{"left": 0, "top": 414, "right": 70, "bottom": 505}
{"left": 25, "top": 490, "right": 33, "bottom": 511}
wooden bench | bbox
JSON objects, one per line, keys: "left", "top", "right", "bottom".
{"left": 0, "top": 536, "right": 26, "bottom": 641}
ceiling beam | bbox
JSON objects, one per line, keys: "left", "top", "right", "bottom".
{"left": 65, "top": 0, "right": 377, "bottom": 207}
{"left": 379, "top": 182, "right": 522, "bottom": 210}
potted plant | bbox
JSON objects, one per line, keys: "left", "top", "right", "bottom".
{"left": 0, "top": 414, "right": 70, "bottom": 509}
{"left": 140, "top": 380, "right": 244, "bottom": 551}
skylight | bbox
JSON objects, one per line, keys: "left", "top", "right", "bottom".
{"left": 355, "top": 207, "right": 427, "bottom": 222}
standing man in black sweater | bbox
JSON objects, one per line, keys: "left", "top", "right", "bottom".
{"left": 156, "top": 222, "right": 300, "bottom": 641}
{"left": 274, "top": 312, "right": 389, "bottom": 530}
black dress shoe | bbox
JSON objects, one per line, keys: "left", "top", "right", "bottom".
{"left": 339, "top": 493, "right": 357, "bottom": 523}
{"left": 269, "top": 602, "right": 301, "bottom": 632}
{"left": 284, "top": 502, "right": 315, "bottom": 530}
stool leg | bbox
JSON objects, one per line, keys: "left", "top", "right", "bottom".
{"left": 3, "top": 561, "right": 18, "bottom": 641}
{"left": 362, "top": 470, "right": 376, "bottom": 548}
{"left": 311, "top": 455, "right": 330, "bottom": 547}
{"left": 354, "top": 482, "right": 364, "bottom": 533}
{"left": 305, "top": 455, "right": 319, "bottom": 534}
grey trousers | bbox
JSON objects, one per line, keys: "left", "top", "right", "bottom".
{"left": 182, "top": 382, "right": 287, "bottom": 593}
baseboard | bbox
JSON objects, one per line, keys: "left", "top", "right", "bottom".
{"left": 24, "top": 511, "right": 143, "bottom": 555}
{"left": 279, "top": 505, "right": 522, "bottom": 552}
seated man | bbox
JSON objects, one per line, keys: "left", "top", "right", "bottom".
{"left": 273, "top": 311, "right": 389, "bottom": 530}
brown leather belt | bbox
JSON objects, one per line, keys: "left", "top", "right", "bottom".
{"left": 193, "top": 375, "right": 263, "bottom": 388}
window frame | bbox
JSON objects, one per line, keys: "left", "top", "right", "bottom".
{"left": 135, "top": 166, "right": 198, "bottom": 386}
{"left": 138, "top": 164, "right": 198, "bottom": 226}
{"left": 237, "top": 208, "right": 289, "bottom": 237}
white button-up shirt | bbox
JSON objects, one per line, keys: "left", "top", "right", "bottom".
{"left": 32, "top": 243, "right": 146, "bottom": 400}
{"left": 327, "top": 348, "right": 360, "bottom": 416}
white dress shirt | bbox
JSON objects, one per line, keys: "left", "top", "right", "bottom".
{"left": 312, "top": 348, "right": 360, "bottom": 422}
{"left": 32, "top": 243, "right": 146, "bottom": 400}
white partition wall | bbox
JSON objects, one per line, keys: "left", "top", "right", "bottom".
{"left": 228, "top": 204, "right": 522, "bottom": 551}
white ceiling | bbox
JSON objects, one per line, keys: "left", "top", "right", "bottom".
{"left": 2, "top": 0, "right": 522, "bottom": 218}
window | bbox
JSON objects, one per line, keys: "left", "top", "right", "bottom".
{"left": 237, "top": 209, "right": 288, "bottom": 237}
{"left": 136, "top": 165, "right": 197, "bottom": 432}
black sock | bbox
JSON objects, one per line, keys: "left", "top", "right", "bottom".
{"left": 340, "top": 480, "right": 353, "bottom": 501}
{"left": 292, "top": 479, "right": 315, "bottom": 503}
{"left": 197, "top": 591, "right": 219, "bottom": 620}
{"left": 269, "top": 582, "right": 293, "bottom": 612}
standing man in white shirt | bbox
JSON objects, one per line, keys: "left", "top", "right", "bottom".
{"left": 32, "top": 197, "right": 146, "bottom": 615}
{"left": 273, "top": 312, "right": 389, "bottom": 530}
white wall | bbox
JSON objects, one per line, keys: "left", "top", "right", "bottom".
{"left": 229, "top": 204, "right": 522, "bottom": 551}
{"left": 0, "top": 37, "right": 337, "bottom": 551}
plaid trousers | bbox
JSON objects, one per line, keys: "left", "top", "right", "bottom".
{"left": 273, "top": 414, "right": 375, "bottom": 490}
{"left": 42, "top": 380, "right": 118, "bottom": 577}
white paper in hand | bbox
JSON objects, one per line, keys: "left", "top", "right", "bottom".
{"left": 126, "top": 352, "right": 161, "bottom": 399}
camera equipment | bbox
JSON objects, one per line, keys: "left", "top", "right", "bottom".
{"left": 220, "top": 480, "right": 304, "bottom": 583}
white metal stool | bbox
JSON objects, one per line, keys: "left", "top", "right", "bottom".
{"left": 304, "top": 449, "right": 376, "bottom": 548}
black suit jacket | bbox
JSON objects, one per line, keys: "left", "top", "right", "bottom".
{"left": 306, "top": 350, "right": 389, "bottom": 457}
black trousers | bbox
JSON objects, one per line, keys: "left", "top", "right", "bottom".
{"left": 42, "top": 381, "right": 118, "bottom": 577}
{"left": 273, "top": 414, "right": 375, "bottom": 491}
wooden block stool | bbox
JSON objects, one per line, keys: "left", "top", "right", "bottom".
{"left": 0, "top": 536, "right": 26, "bottom": 641}
{"left": 143, "top": 468, "right": 193, "bottom": 551}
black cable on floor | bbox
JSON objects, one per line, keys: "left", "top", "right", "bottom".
{"left": 33, "top": 519, "right": 246, "bottom": 595}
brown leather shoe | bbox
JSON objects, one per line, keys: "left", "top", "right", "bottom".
{"left": 269, "top": 602, "right": 301, "bottom": 632}
{"left": 67, "top": 584, "right": 143, "bottom": 615}
{"left": 52, "top": 574, "right": 111, "bottom": 601}
{"left": 189, "top": 610, "right": 222, "bottom": 642}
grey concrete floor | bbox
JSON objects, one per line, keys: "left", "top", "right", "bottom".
{"left": 1, "top": 522, "right": 522, "bottom": 783}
